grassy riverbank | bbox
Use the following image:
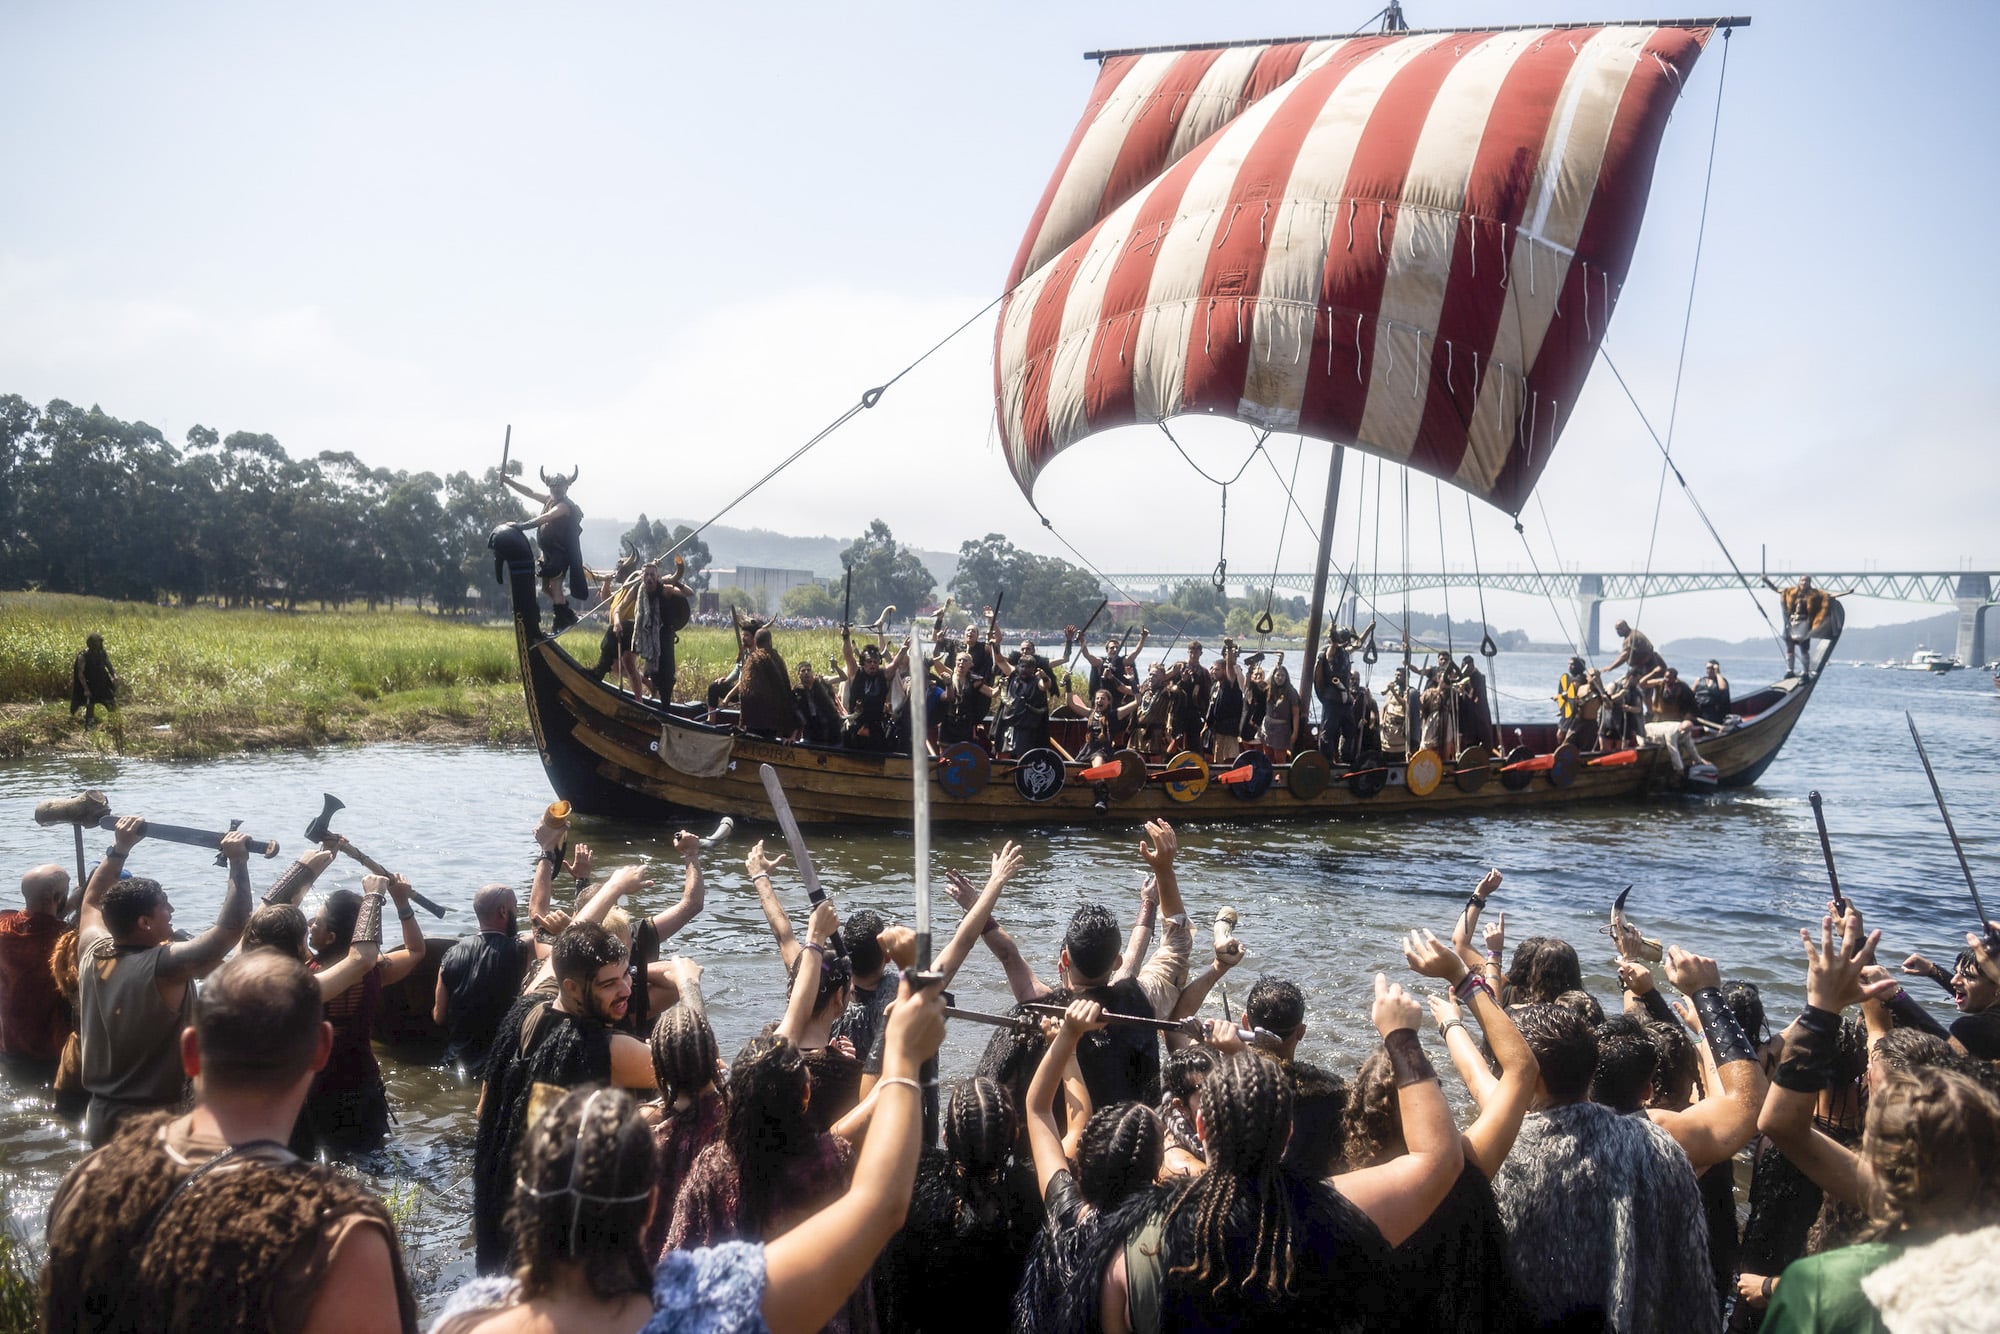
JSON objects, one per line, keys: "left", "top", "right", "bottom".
{"left": 0, "top": 593, "right": 868, "bottom": 759}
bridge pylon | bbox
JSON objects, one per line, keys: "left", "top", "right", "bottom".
{"left": 1957, "top": 574, "right": 1993, "bottom": 666}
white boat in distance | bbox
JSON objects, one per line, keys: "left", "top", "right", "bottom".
{"left": 1901, "top": 648, "right": 1962, "bottom": 673}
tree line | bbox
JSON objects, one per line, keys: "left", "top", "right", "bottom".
{"left": 0, "top": 395, "right": 529, "bottom": 612}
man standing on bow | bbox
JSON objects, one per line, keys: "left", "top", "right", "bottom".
{"left": 503, "top": 465, "right": 587, "bottom": 631}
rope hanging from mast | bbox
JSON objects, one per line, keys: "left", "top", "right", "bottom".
{"left": 1465, "top": 492, "right": 1499, "bottom": 660}
{"left": 1433, "top": 477, "right": 1455, "bottom": 659}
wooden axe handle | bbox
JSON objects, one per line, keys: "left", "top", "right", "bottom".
{"left": 328, "top": 841, "right": 447, "bottom": 918}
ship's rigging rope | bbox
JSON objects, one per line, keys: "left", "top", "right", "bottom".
{"left": 1433, "top": 477, "right": 1455, "bottom": 659}
{"left": 1260, "top": 436, "right": 1307, "bottom": 633}
{"left": 1636, "top": 25, "right": 1733, "bottom": 630}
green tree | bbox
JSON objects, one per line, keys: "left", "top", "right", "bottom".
{"left": 712, "top": 584, "right": 768, "bottom": 616}
{"left": 621, "top": 515, "right": 712, "bottom": 589}
{"left": 841, "top": 519, "right": 934, "bottom": 622}
{"left": 781, "top": 582, "right": 838, "bottom": 618}
{"left": 948, "top": 532, "right": 1102, "bottom": 627}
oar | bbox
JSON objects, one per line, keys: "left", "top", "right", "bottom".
{"left": 1806, "top": 790, "right": 1847, "bottom": 918}
{"left": 1588, "top": 749, "right": 1640, "bottom": 767}
{"left": 1905, "top": 712, "right": 1995, "bottom": 943}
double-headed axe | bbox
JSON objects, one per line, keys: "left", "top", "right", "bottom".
{"left": 34, "top": 791, "right": 280, "bottom": 862}
{"left": 304, "top": 793, "right": 445, "bottom": 917}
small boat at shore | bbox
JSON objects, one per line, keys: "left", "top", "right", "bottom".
{"left": 490, "top": 12, "right": 1835, "bottom": 827}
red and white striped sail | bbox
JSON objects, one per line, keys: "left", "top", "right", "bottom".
{"left": 996, "top": 22, "right": 1715, "bottom": 514}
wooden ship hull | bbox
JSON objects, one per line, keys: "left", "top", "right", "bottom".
{"left": 489, "top": 526, "right": 1832, "bottom": 828}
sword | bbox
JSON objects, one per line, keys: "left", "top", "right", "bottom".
{"left": 1906, "top": 712, "right": 1996, "bottom": 944}
{"left": 757, "top": 764, "right": 826, "bottom": 907}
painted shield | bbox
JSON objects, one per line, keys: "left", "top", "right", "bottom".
{"left": 1012, "top": 748, "right": 1067, "bottom": 803}
{"left": 1405, "top": 747, "right": 1443, "bottom": 797}
{"left": 1163, "top": 751, "right": 1209, "bottom": 803}
{"left": 1454, "top": 744, "right": 1492, "bottom": 792}
{"left": 1346, "top": 750, "right": 1387, "bottom": 799}
{"left": 1499, "top": 746, "right": 1535, "bottom": 791}
{"left": 1548, "top": 743, "right": 1581, "bottom": 788}
{"left": 1226, "top": 749, "right": 1274, "bottom": 800}
{"left": 1288, "top": 749, "right": 1331, "bottom": 800}
{"left": 937, "top": 741, "right": 991, "bottom": 800}
{"left": 1108, "top": 748, "right": 1148, "bottom": 801}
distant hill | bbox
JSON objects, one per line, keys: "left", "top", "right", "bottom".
{"left": 1664, "top": 610, "right": 1964, "bottom": 664}
{"left": 580, "top": 518, "right": 958, "bottom": 592}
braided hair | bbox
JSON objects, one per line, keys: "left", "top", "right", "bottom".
{"left": 507, "top": 1085, "right": 655, "bottom": 1300}
{"left": 726, "top": 1028, "right": 816, "bottom": 1236}
{"left": 940, "top": 1076, "right": 1020, "bottom": 1230}
{"left": 1161, "top": 1052, "right": 1297, "bottom": 1298}
{"left": 1340, "top": 1047, "right": 1403, "bottom": 1171}
{"left": 649, "top": 1003, "right": 721, "bottom": 1120}
{"left": 1859, "top": 1066, "right": 2000, "bottom": 1242}
{"left": 1075, "top": 1101, "right": 1164, "bottom": 1211}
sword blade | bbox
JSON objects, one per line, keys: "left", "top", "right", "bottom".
{"left": 758, "top": 764, "right": 825, "bottom": 905}
{"left": 1906, "top": 712, "right": 1990, "bottom": 935}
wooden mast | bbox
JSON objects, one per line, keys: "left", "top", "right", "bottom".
{"left": 1299, "top": 443, "right": 1348, "bottom": 717}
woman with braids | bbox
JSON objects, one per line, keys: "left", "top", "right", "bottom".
{"left": 786, "top": 906, "right": 863, "bottom": 1133}
{"left": 641, "top": 1002, "right": 728, "bottom": 1265}
{"left": 1750, "top": 908, "right": 2000, "bottom": 1331}
{"left": 431, "top": 1087, "right": 657, "bottom": 1334}
{"left": 1079, "top": 976, "right": 1463, "bottom": 1333}
{"left": 299, "top": 869, "right": 426, "bottom": 1155}
{"left": 1014, "top": 1000, "right": 1166, "bottom": 1334}
{"left": 665, "top": 917, "right": 875, "bottom": 1333}
{"left": 872, "top": 1077, "right": 1037, "bottom": 1334}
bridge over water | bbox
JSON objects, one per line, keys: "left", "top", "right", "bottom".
{"left": 1102, "top": 571, "right": 2000, "bottom": 662}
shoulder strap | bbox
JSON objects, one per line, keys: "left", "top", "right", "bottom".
{"left": 138, "top": 1139, "right": 300, "bottom": 1253}
{"left": 1123, "top": 1211, "right": 1167, "bottom": 1334}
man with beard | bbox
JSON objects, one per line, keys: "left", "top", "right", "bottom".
{"left": 735, "top": 625, "right": 794, "bottom": 739}
{"left": 840, "top": 637, "right": 894, "bottom": 750}
{"left": 432, "top": 884, "right": 528, "bottom": 1080}
{"left": 471, "top": 920, "right": 654, "bottom": 1272}
{"left": 792, "top": 660, "right": 843, "bottom": 746}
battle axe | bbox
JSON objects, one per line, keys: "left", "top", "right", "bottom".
{"left": 34, "top": 791, "right": 280, "bottom": 860}
{"left": 304, "top": 793, "right": 446, "bottom": 917}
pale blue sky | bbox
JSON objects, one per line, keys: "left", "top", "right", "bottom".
{"left": 4, "top": 1, "right": 1996, "bottom": 645}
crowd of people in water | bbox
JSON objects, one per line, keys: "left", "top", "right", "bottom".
{"left": 3, "top": 798, "right": 1997, "bottom": 1333}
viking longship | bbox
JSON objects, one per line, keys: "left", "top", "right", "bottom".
{"left": 491, "top": 9, "right": 1837, "bottom": 826}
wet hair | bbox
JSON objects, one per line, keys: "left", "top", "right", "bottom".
{"left": 727, "top": 1029, "right": 816, "bottom": 1236}
{"left": 1245, "top": 976, "right": 1306, "bottom": 1036}
{"left": 1063, "top": 904, "right": 1122, "bottom": 980}
{"left": 842, "top": 909, "right": 887, "bottom": 977}
{"left": 788, "top": 946, "right": 854, "bottom": 1017}
{"left": 1721, "top": 980, "right": 1767, "bottom": 1042}
{"left": 1552, "top": 989, "right": 1605, "bottom": 1028}
{"left": 318, "top": 889, "right": 361, "bottom": 953}
{"left": 1870, "top": 1027, "right": 1951, "bottom": 1075}
{"left": 193, "top": 951, "right": 324, "bottom": 1090}
{"left": 1646, "top": 1020, "right": 1700, "bottom": 1112}
{"left": 940, "top": 1078, "right": 1020, "bottom": 1226}
{"left": 242, "top": 904, "right": 308, "bottom": 960}
{"left": 507, "top": 1086, "right": 654, "bottom": 1301}
{"left": 1858, "top": 1066, "right": 2000, "bottom": 1242}
{"left": 1340, "top": 1047, "right": 1403, "bottom": 1170}
{"left": 1515, "top": 1003, "right": 1599, "bottom": 1104}
{"left": 552, "top": 921, "right": 627, "bottom": 991}
{"left": 649, "top": 1003, "right": 721, "bottom": 1118}
{"left": 1075, "top": 1101, "right": 1163, "bottom": 1212}
{"left": 1589, "top": 1015, "right": 1659, "bottom": 1113}
{"left": 1506, "top": 937, "right": 1583, "bottom": 1005}
{"left": 1162, "top": 1046, "right": 1216, "bottom": 1104}
{"left": 100, "top": 877, "right": 166, "bottom": 938}
{"left": 1283, "top": 1061, "right": 1348, "bottom": 1179}
{"left": 1160, "top": 1053, "right": 1298, "bottom": 1299}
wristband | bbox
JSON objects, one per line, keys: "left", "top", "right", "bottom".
{"left": 1383, "top": 1028, "right": 1437, "bottom": 1087}
{"left": 1452, "top": 973, "right": 1493, "bottom": 1004}
{"left": 875, "top": 1076, "right": 922, "bottom": 1097}
{"left": 1439, "top": 1019, "right": 1467, "bottom": 1040}
{"left": 753, "top": 872, "right": 773, "bottom": 884}
{"left": 397, "top": 906, "right": 417, "bottom": 922}
{"left": 801, "top": 941, "right": 827, "bottom": 961}
{"left": 1691, "top": 987, "right": 1755, "bottom": 1067}
{"left": 1773, "top": 1005, "right": 1840, "bottom": 1092}
{"left": 103, "top": 848, "right": 128, "bottom": 861}
{"left": 1486, "top": 949, "right": 1503, "bottom": 962}
{"left": 1762, "top": 1277, "right": 1774, "bottom": 1300}
{"left": 1635, "top": 987, "right": 1676, "bottom": 1027}
{"left": 353, "top": 890, "right": 385, "bottom": 947}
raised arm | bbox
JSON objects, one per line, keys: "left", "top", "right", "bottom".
{"left": 777, "top": 902, "right": 839, "bottom": 1045}
{"left": 1646, "top": 946, "right": 1771, "bottom": 1172}
{"left": 1408, "top": 929, "right": 1538, "bottom": 1176}
{"left": 1025, "top": 1000, "right": 1103, "bottom": 1200}
{"left": 941, "top": 869, "right": 1045, "bottom": 1002}
{"left": 1450, "top": 870, "right": 1502, "bottom": 971}
{"left": 261, "top": 848, "right": 336, "bottom": 908}
{"left": 746, "top": 840, "right": 802, "bottom": 973}
{"left": 319, "top": 885, "right": 385, "bottom": 1000}
{"left": 1333, "top": 975, "right": 1465, "bottom": 1246}
{"left": 1133, "top": 822, "right": 1192, "bottom": 1019}
{"left": 158, "top": 832, "right": 254, "bottom": 983}
{"left": 1111, "top": 877, "right": 1158, "bottom": 983}
{"left": 78, "top": 815, "right": 147, "bottom": 948}
{"left": 932, "top": 842, "right": 1023, "bottom": 986}
{"left": 372, "top": 874, "right": 429, "bottom": 987}
{"left": 650, "top": 831, "right": 708, "bottom": 942}
{"left": 761, "top": 977, "right": 945, "bottom": 1334}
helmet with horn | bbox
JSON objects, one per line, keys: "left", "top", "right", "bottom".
{"left": 539, "top": 465, "right": 581, "bottom": 490}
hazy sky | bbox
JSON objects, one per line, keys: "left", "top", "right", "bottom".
{"left": 5, "top": 1, "right": 1995, "bottom": 647}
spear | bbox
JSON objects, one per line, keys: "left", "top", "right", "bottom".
{"left": 908, "top": 619, "right": 939, "bottom": 1143}
{"left": 1905, "top": 712, "right": 1996, "bottom": 944}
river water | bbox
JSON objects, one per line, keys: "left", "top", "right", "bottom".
{"left": 1, "top": 650, "right": 1994, "bottom": 1309}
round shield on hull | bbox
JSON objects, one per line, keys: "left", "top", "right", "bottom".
{"left": 1547, "top": 743, "right": 1581, "bottom": 788}
{"left": 1345, "top": 751, "right": 1386, "bottom": 799}
{"left": 937, "top": 741, "right": 991, "bottom": 800}
{"left": 1499, "top": 746, "right": 1534, "bottom": 791}
{"left": 1226, "top": 750, "right": 1274, "bottom": 800}
{"left": 1454, "top": 744, "right": 1492, "bottom": 792}
{"left": 1163, "top": 751, "right": 1209, "bottom": 802}
{"left": 1288, "top": 749, "right": 1331, "bottom": 800}
{"left": 1108, "top": 749, "right": 1148, "bottom": 801}
{"left": 1405, "top": 747, "right": 1443, "bottom": 797}
{"left": 1012, "top": 748, "right": 1066, "bottom": 803}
